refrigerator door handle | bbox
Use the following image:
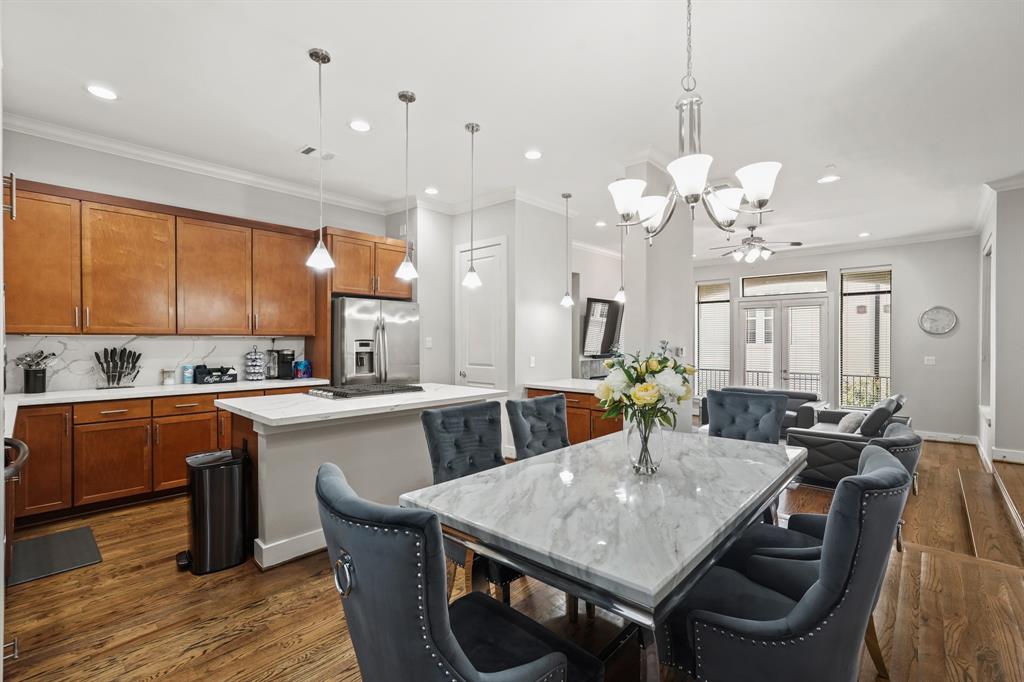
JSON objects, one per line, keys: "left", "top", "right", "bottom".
{"left": 381, "top": 321, "right": 389, "bottom": 383}
{"left": 374, "top": 321, "right": 383, "bottom": 383}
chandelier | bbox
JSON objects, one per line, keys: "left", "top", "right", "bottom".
{"left": 607, "top": 0, "right": 782, "bottom": 242}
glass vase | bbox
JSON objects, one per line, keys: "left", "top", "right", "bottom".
{"left": 625, "top": 420, "right": 665, "bottom": 476}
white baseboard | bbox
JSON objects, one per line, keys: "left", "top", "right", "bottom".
{"left": 993, "top": 447, "right": 1024, "bottom": 465}
{"left": 916, "top": 431, "right": 978, "bottom": 445}
{"left": 254, "top": 528, "right": 326, "bottom": 569}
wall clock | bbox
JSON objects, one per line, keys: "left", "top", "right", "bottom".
{"left": 918, "top": 306, "right": 958, "bottom": 335}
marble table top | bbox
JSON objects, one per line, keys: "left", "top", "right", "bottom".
{"left": 401, "top": 430, "right": 807, "bottom": 610}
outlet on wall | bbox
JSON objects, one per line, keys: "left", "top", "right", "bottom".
{"left": 529, "top": 355, "right": 536, "bottom": 368}
{"left": 424, "top": 337, "right": 433, "bottom": 349}
{"left": 924, "top": 356, "right": 936, "bottom": 366}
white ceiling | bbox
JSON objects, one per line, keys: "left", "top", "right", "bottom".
{"left": 2, "top": 1, "right": 1022, "bottom": 257}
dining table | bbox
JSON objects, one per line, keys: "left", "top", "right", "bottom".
{"left": 399, "top": 429, "right": 808, "bottom": 680}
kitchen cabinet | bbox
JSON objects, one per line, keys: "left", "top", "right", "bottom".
{"left": 74, "top": 398, "right": 152, "bottom": 425}
{"left": 74, "top": 418, "right": 153, "bottom": 505}
{"left": 330, "top": 235, "right": 375, "bottom": 296}
{"left": 13, "top": 405, "right": 73, "bottom": 517}
{"left": 152, "top": 412, "right": 218, "bottom": 491}
{"left": 176, "top": 217, "right": 253, "bottom": 335}
{"left": 264, "top": 386, "right": 310, "bottom": 396}
{"left": 591, "top": 411, "right": 623, "bottom": 440}
{"left": 152, "top": 395, "right": 217, "bottom": 417}
{"left": 82, "top": 202, "right": 176, "bottom": 334}
{"left": 3, "top": 191, "right": 82, "bottom": 333}
{"left": 218, "top": 411, "right": 233, "bottom": 450}
{"left": 526, "top": 388, "right": 622, "bottom": 445}
{"left": 566, "top": 406, "right": 592, "bottom": 444}
{"left": 374, "top": 243, "right": 414, "bottom": 299}
{"left": 252, "top": 230, "right": 316, "bottom": 336}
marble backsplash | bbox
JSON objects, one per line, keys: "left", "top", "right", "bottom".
{"left": 5, "top": 335, "right": 305, "bottom": 393}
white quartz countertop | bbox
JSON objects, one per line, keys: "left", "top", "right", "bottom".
{"left": 402, "top": 431, "right": 807, "bottom": 609}
{"left": 3, "top": 378, "right": 329, "bottom": 438}
{"left": 524, "top": 378, "right": 602, "bottom": 394}
{"left": 215, "top": 383, "right": 507, "bottom": 428}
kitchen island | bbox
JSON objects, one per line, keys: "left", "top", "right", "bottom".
{"left": 215, "top": 383, "right": 506, "bottom": 568}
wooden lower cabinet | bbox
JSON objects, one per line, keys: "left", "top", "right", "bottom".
{"left": 566, "top": 406, "right": 593, "bottom": 444}
{"left": 526, "top": 388, "right": 622, "bottom": 444}
{"left": 591, "top": 411, "right": 623, "bottom": 439}
{"left": 264, "top": 386, "right": 310, "bottom": 396}
{"left": 13, "top": 405, "right": 73, "bottom": 517}
{"left": 152, "top": 412, "right": 219, "bottom": 491}
{"left": 218, "top": 411, "right": 233, "bottom": 450}
{"left": 74, "top": 418, "right": 152, "bottom": 505}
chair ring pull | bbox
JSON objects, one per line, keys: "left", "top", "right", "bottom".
{"left": 334, "top": 552, "right": 355, "bottom": 597}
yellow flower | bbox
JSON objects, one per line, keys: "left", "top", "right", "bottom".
{"left": 630, "top": 382, "right": 661, "bottom": 405}
{"left": 667, "top": 358, "right": 677, "bottom": 369}
{"left": 595, "top": 382, "right": 614, "bottom": 402}
{"left": 647, "top": 358, "right": 661, "bottom": 373}
{"left": 683, "top": 364, "right": 696, "bottom": 376}
{"left": 679, "top": 383, "right": 693, "bottom": 402}
{"left": 603, "top": 358, "right": 615, "bottom": 369}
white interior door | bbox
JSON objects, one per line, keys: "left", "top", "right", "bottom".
{"left": 738, "top": 298, "right": 827, "bottom": 398}
{"left": 454, "top": 239, "right": 508, "bottom": 389}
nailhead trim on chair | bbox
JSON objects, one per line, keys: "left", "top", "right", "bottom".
{"left": 668, "top": 484, "right": 909, "bottom": 681}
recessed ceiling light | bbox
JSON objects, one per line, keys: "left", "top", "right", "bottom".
{"left": 595, "top": 220, "right": 607, "bottom": 228}
{"left": 817, "top": 163, "right": 841, "bottom": 184}
{"left": 524, "top": 149, "right": 542, "bottom": 160}
{"left": 858, "top": 232, "right": 871, "bottom": 238}
{"left": 349, "top": 119, "right": 371, "bottom": 132}
{"left": 424, "top": 186, "right": 439, "bottom": 195}
{"left": 692, "top": 253, "right": 697, "bottom": 258}
{"left": 86, "top": 84, "right": 118, "bottom": 101}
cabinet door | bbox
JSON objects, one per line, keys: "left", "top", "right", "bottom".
{"left": 218, "top": 411, "right": 232, "bottom": 450}
{"left": 176, "top": 218, "right": 252, "bottom": 334}
{"left": 13, "top": 405, "right": 73, "bottom": 517}
{"left": 374, "top": 243, "right": 414, "bottom": 300}
{"left": 591, "top": 410, "right": 623, "bottom": 440}
{"left": 264, "top": 386, "right": 310, "bottom": 396}
{"left": 566, "top": 406, "right": 592, "bottom": 444}
{"left": 252, "top": 230, "right": 315, "bottom": 336}
{"left": 330, "top": 236, "right": 375, "bottom": 296}
{"left": 82, "top": 202, "right": 176, "bottom": 334}
{"left": 4, "top": 191, "right": 82, "bottom": 333}
{"left": 152, "top": 413, "right": 218, "bottom": 491}
{"left": 73, "top": 418, "right": 152, "bottom": 505}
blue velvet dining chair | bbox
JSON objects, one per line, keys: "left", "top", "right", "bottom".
{"left": 655, "top": 447, "right": 911, "bottom": 682}
{"left": 705, "top": 389, "right": 788, "bottom": 443}
{"left": 420, "top": 401, "right": 523, "bottom": 605}
{"left": 505, "top": 394, "right": 571, "bottom": 459}
{"left": 315, "top": 463, "right": 604, "bottom": 682}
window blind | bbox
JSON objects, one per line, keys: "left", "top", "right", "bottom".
{"left": 742, "top": 271, "right": 827, "bottom": 297}
{"left": 840, "top": 270, "right": 892, "bottom": 407}
{"left": 696, "top": 282, "right": 730, "bottom": 396}
{"left": 583, "top": 301, "right": 610, "bottom": 356}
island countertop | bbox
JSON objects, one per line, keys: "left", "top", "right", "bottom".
{"left": 524, "top": 378, "right": 602, "bottom": 394}
{"left": 215, "top": 382, "right": 507, "bottom": 428}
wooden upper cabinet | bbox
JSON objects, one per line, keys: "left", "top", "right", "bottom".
{"left": 176, "top": 218, "right": 253, "bottom": 334}
{"left": 252, "top": 230, "right": 315, "bottom": 336}
{"left": 374, "top": 243, "right": 414, "bottom": 299}
{"left": 4, "top": 191, "right": 82, "bottom": 333}
{"left": 330, "top": 235, "right": 375, "bottom": 296}
{"left": 13, "top": 405, "right": 73, "bottom": 517}
{"left": 82, "top": 202, "right": 176, "bottom": 334}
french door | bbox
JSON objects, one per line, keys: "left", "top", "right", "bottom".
{"left": 738, "top": 298, "right": 828, "bottom": 398}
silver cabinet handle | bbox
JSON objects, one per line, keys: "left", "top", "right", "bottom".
{"left": 85, "top": 306, "right": 91, "bottom": 329}
{"left": 254, "top": 312, "right": 259, "bottom": 330}
{"left": 75, "top": 306, "right": 80, "bottom": 329}
{"left": 174, "top": 403, "right": 199, "bottom": 408}
{"left": 2, "top": 172, "right": 15, "bottom": 220}
{"left": 99, "top": 409, "right": 129, "bottom": 415}
{"left": 154, "top": 424, "right": 160, "bottom": 444}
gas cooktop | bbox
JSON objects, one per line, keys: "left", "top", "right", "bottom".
{"left": 307, "top": 383, "right": 425, "bottom": 400}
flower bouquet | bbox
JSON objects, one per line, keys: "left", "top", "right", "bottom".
{"left": 594, "top": 341, "right": 695, "bottom": 475}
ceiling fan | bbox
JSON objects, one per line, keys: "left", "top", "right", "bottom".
{"left": 709, "top": 225, "right": 803, "bottom": 263}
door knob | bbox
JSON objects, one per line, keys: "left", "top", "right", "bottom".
{"left": 458, "top": 370, "right": 467, "bottom": 379}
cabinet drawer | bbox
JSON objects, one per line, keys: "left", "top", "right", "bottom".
{"left": 264, "top": 386, "right": 310, "bottom": 396}
{"left": 217, "top": 390, "right": 264, "bottom": 400}
{"left": 74, "top": 399, "right": 152, "bottom": 424}
{"left": 525, "top": 389, "right": 598, "bottom": 410}
{"left": 152, "top": 395, "right": 216, "bottom": 416}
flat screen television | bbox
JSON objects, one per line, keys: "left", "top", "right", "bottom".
{"left": 581, "top": 297, "right": 624, "bottom": 357}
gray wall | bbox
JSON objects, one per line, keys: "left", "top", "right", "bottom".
{"left": 3, "top": 131, "right": 385, "bottom": 234}
{"left": 695, "top": 235, "right": 980, "bottom": 437}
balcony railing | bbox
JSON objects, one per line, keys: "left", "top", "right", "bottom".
{"left": 744, "top": 370, "right": 773, "bottom": 388}
{"left": 786, "top": 372, "right": 821, "bottom": 396}
{"left": 841, "top": 374, "right": 891, "bottom": 408}
{"left": 699, "top": 368, "right": 824, "bottom": 397}
{"left": 696, "top": 368, "right": 730, "bottom": 396}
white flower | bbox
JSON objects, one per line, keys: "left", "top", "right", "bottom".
{"left": 652, "top": 367, "right": 686, "bottom": 398}
{"left": 604, "top": 368, "right": 630, "bottom": 398}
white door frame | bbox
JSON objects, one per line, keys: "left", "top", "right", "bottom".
{"left": 452, "top": 236, "right": 509, "bottom": 390}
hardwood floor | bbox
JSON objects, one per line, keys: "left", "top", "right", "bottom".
{"left": 5, "top": 441, "right": 1023, "bottom": 681}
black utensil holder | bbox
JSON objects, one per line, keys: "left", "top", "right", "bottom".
{"left": 24, "top": 368, "right": 46, "bottom": 394}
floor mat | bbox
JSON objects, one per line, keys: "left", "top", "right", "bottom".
{"left": 7, "top": 527, "right": 102, "bottom": 586}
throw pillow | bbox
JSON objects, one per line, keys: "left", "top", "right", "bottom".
{"left": 836, "top": 412, "right": 865, "bottom": 433}
{"left": 860, "top": 397, "right": 898, "bottom": 436}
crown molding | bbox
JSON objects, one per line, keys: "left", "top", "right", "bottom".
{"left": 974, "top": 185, "right": 997, "bottom": 234}
{"left": 623, "top": 147, "right": 671, "bottom": 174}
{"left": 571, "top": 240, "right": 621, "bottom": 260}
{"left": 987, "top": 172, "right": 1024, "bottom": 192}
{"left": 3, "top": 113, "right": 389, "bottom": 215}
{"left": 693, "top": 227, "right": 981, "bottom": 266}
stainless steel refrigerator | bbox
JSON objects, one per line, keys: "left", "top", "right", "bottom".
{"left": 331, "top": 297, "right": 420, "bottom": 385}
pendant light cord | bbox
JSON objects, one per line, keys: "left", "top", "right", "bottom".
{"left": 404, "top": 98, "right": 410, "bottom": 259}
{"left": 682, "top": 0, "right": 696, "bottom": 92}
{"left": 317, "top": 59, "right": 325, "bottom": 241}
{"left": 619, "top": 228, "right": 624, "bottom": 287}
{"left": 564, "top": 194, "right": 570, "bottom": 289}
{"left": 469, "top": 128, "right": 475, "bottom": 267}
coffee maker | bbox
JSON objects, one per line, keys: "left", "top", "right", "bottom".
{"left": 265, "top": 349, "right": 296, "bottom": 380}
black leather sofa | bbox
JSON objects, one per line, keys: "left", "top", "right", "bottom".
{"left": 700, "top": 386, "right": 828, "bottom": 435}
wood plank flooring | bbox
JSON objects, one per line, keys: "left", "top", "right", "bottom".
{"left": 959, "top": 468, "right": 1024, "bottom": 567}
{"left": 5, "top": 441, "right": 1023, "bottom": 681}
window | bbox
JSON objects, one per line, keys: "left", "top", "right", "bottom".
{"left": 695, "top": 282, "right": 730, "bottom": 396}
{"left": 742, "top": 271, "right": 827, "bottom": 297}
{"left": 840, "top": 269, "right": 892, "bottom": 408}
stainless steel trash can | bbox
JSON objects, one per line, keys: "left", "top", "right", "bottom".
{"left": 175, "top": 449, "right": 249, "bottom": 574}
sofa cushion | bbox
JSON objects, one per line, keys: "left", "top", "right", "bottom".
{"left": 783, "top": 410, "right": 798, "bottom": 429}
{"left": 836, "top": 412, "right": 865, "bottom": 433}
{"left": 859, "top": 397, "right": 898, "bottom": 437}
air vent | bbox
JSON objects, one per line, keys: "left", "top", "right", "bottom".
{"left": 297, "top": 146, "right": 336, "bottom": 161}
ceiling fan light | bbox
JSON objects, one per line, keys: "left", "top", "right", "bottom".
{"left": 744, "top": 246, "right": 761, "bottom": 263}
{"left": 462, "top": 265, "right": 482, "bottom": 289}
{"left": 305, "top": 238, "right": 336, "bottom": 270}
{"left": 560, "top": 292, "right": 574, "bottom": 308}
{"left": 667, "top": 153, "right": 714, "bottom": 203}
{"left": 614, "top": 286, "right": 626, "bottom": 303}
{"left": 395, "top": 254, "right": 419, "bottom": 281}
{"left": 760, "top": 248, "right": 773, "bottom": 261}
{"left": 638, "top": 195, "right": 669, "bottom": 229}
{"left": 732, "top": 249, "right": 745, "bottom": 262}
{"left": 735, "top": 161, "right": 782, "bottom": 209}
{"left": 607, "top": 178, "right": 647, "bottom": 217}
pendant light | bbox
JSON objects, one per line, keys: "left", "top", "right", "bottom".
{"left": 461, "top": 123, "right": 482, "bottom": 289}
{"left": 394, "top": 91, "right": 419, "bottom": 281}
{"left": 305, "top": 48, "right": 335, "bottom": 270}
{"left": 614, "top": 227, "right": 626, "bottom": 303}
{"left": 559, "top": 193, "right": 574, "bottom": 308}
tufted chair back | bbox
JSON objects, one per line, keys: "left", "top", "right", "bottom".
{"left": 866, "top": 422, "right": 923, "bottom": 478}
{"left": 505, "top": 394, "right": 571, "bottom": 459}
{"left": 315, "top": 463, "right": 480, "bottom": 681}
{"left": 706, "top": 389, "right": 787, "bottom": 443}
{"left": 421, "top": 401, "right": 505, "bottom": 484}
